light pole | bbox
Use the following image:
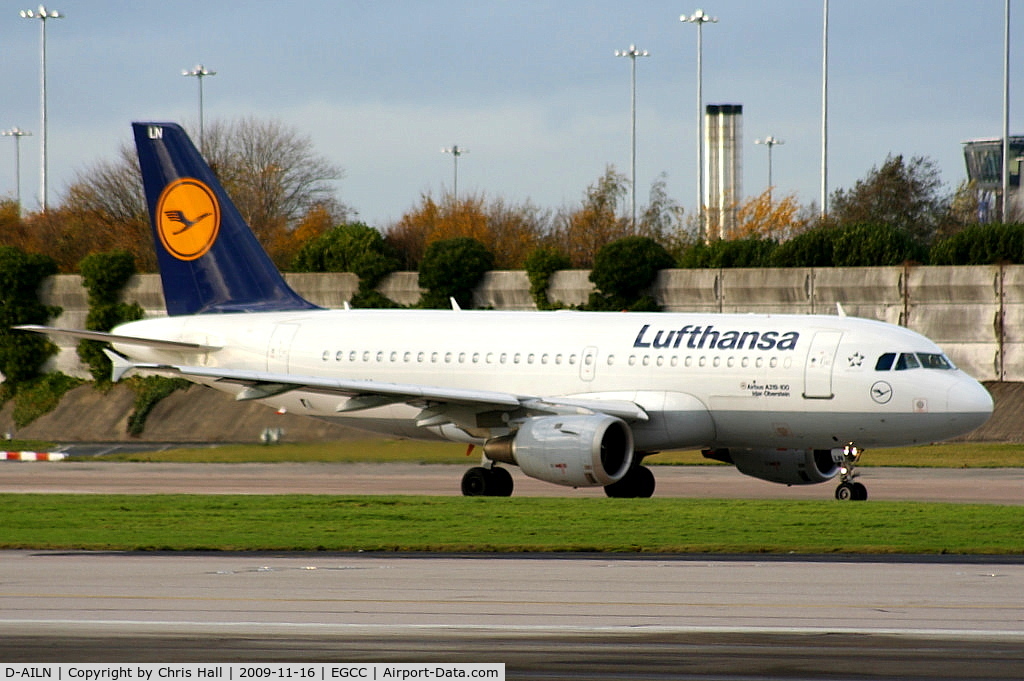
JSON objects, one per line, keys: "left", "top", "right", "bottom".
{"left": 20, "top": 5, "right": 63, "bottom": 212}
{"left": 2, "top": 127, "right": 32, "bottom": 213}
{"left": 821, "top": 0, "right": 829, "bottom": 216}
{"left": 614, "top": 44, "right": 649, "bottom": 229}
{"left": 681, "top": 9, "right": 717, "bottom": 241}
{"left": 1001, "top": 0, "right": 1011, "bottom": 223}
{"left": 754, "top": 136, "right": 784, "bottom": 204}
{"left": 182, "top": 64, "right": 216, "bottom": 153}
{"left": 441, "top": 145, "right": 467, "bottom": 201}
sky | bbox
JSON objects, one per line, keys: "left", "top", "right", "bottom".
{"left": 1, "top": 1, "right": 1021, "bottom": 229}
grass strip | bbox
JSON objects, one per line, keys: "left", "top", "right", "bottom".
{"left": 0, "top": 494, "right": 1021, "bottom": 554}
{"left": 86, "top": 440, "right": 1024, "bottom": 468}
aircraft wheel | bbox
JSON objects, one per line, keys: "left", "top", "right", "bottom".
{"left": 489, "top": 466, "right": 514, "bottom": 497}
{"left": 851, "top": 481, "right": 868, "bottom": 501}
{"left": 461, "top": 467, "right": 492, "bottom": 496}
{"left": 835, "top": 481, "right": 868, "bottom": 501}
{"left": 604, "top": 465, "right": 656, "bottom": 498}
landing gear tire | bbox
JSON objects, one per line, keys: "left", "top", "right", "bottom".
{"left": 489, "top": 466, "right": 514, "bottom": 497}
{"left": 604, "top": 465, "right": 656, "bottom": 498}
{"left": 461, "top": 466, "right": 514, "bottom": 497}
{"left": 835, "top": 481, "right": 868, "bottom": 501}
{"left": 834, "top": 444, "right": 867, "bottom": 501}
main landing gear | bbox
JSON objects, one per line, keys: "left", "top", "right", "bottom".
{"left": 604, "top": 465, "right": 656, "bottom": 498}
{"left": 834, "top": 444, "right": 867, "bottom": 501}
{"left": 461, "top": 465, "right": 514, "bottom": 497}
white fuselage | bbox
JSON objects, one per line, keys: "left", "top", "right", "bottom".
{"left": 113, "top": 309, "right": 994, "bottom": 455}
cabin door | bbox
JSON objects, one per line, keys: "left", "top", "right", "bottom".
{"left": 803, "top": 330, "right": 842, "bottom": 399}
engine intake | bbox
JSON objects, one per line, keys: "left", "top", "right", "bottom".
{"left": 485, "top": 415, "right": 634, "bottom": 487}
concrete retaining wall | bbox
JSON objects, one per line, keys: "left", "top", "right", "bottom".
{"left": 35, "top": 265, "right": 1024, "bottom": 382}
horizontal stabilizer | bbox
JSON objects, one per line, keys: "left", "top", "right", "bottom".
{"left": 15, "top": 325, "right": 220, "bottom": 352}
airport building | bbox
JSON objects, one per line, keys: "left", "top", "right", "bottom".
{"left": 962, "top": 136, "right": 1024, "bottom": 222}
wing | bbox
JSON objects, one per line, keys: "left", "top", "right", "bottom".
{"left": 106, "top": 353, "right": 649, "bottom": 430}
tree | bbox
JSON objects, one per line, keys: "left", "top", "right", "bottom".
{"left": 524, "top": 246, "right": 571, "bottom": 310}
{"left": 587, "top": 236, "right": 674, "bottom": 311}
{"left": 386, "top": 193, "right": 547, "bottom": 270}
{"left": 552, "top": 166, "right": 633, "bottom": 268}
{"left": 733, "top": 189, "right": 808, "bottom": 241}
{"left": 0, "top": 247, "right": 59, "bottom": 390}
{"left": 292, "top": 222, "right": 401, "bottom": 307}
{"left": 930, "top": 223, "right": 1024, "bottom": 265}
{"left": 830, "top": 223, "right": 927, "bottom": 266}
{"left": 678, "top": 236, "right": 777, "bottom": 269}
{"left": 829, "top": 154, "right": 950, "bottom": 242}
{"left": 76, "top": 251, "right": 145, "bottom": 383}
{"left": 418, "top": 237, "right": 494, "bottom": 309}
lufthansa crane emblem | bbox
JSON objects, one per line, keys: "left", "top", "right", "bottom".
{"left": 155, "top": 178, "right": 221, "bottom": 261}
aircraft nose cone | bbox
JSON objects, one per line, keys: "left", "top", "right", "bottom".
{"left": 947, "top": 378, "right": 994, "bottom": 433}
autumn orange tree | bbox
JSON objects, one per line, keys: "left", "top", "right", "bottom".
{"left": 732, "top": 189, "right": 809, "bottom": 241}
{"left": 386, "top": 193, "right": 549, "bottom": 270}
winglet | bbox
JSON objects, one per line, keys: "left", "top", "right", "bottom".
{"left": 104, "top": 349, "right": 135, "bottom": 383}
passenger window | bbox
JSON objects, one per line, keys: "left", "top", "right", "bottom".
{"left": 875, "top": 353, "right": 896, "bottom": 371}
{"left": 321, "top": 350, "right": 329, "bottom": 362}
{"left": 895, "top": 353, "right": 920, "bottom": 370}
{"left": 335, "top": 351, "right": 343, "bottom": 362}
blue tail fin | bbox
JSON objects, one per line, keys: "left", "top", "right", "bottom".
{"left": 133, "top": 122, "right": 319, "bottom": 316}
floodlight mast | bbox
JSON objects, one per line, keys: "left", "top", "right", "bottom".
{"left": 441, "top": 145, "right": 467, "bottom": 201}
{"left": 755, "top": 136, "right": 785, "bottom": 204}
{"left": 614, "top": 44, "right": 650, "bottom": 229}
{"left": 2, "top": 127, "right": 32, "bottom": 214}
{"left": 19, "top": 5, "right": 63, "bottom": 212}
{"left": 681, "top": 9, "right": 717, "bottom": 241}
{"left": 183, "top": 64, "right": 217, "bottom": 153}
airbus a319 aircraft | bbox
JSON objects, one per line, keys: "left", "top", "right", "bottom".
{"left": 20, "top": 122, "right": 994, "bottom": 500}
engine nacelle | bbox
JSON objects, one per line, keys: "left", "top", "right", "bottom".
{"left": 484, "top": 415, "right": 634, "bottom": 487}
{"left": 704, "top": 447, "right": 840, "bottom": 485}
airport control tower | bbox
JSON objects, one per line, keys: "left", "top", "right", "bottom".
{"left": 705, "top": 104, "right": 743, "bottom": 239}
{"left": 962, "top": 137, "right": 1024, "bottom": 222}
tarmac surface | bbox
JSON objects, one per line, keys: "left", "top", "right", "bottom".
{"left": 0, "top": 460, "right": 1022, "bottom": 503}
{"left": 0, "top": 551, "right": 1022, "bottom": 679}
{"left": 2, "top": 462, "right": 1023, "bottom": 679}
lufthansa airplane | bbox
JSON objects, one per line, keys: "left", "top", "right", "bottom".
{"left": 20, "top": 122, "right": 994, "bottom": 500}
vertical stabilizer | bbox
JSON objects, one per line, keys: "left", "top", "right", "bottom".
{"left": 132, "top": 122, "right": 319, "bottom": 316}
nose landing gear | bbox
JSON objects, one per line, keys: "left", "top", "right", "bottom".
{"left": 834, "top": 444, "right": 867, "bottom": 501}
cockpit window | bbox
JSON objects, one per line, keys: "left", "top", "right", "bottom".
{"left": 917, "top": 353, "right": 954, "bottom": 370}
{"left": 878, "top": 351, "right": 955, "bottom": 371}
{"left": 895, "top": 353, "right": 920, "bottom": 370}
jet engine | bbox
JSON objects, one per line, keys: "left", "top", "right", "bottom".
{"left": 484, "top": 414, "right": 633, "bottom": 487}
{"left": 704, "top": 447, "right": 840, "bottom": 485}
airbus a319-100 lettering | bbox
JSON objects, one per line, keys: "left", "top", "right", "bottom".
{"left": 19, "top": 122, "right": 994, "bottom": 500}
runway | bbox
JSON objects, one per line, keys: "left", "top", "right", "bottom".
{"left": 1, "top": 551, "right": 1023, "bottom": 678}
{"left": 2, "top": 463, "right": 1023, "bottom": 678}
{"left": 1, "top": 461, "right": 1023, "bottom": 503}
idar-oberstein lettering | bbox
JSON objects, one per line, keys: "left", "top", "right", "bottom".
{"left": 633, "top": 323, "right": 799, "bottom": 351}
